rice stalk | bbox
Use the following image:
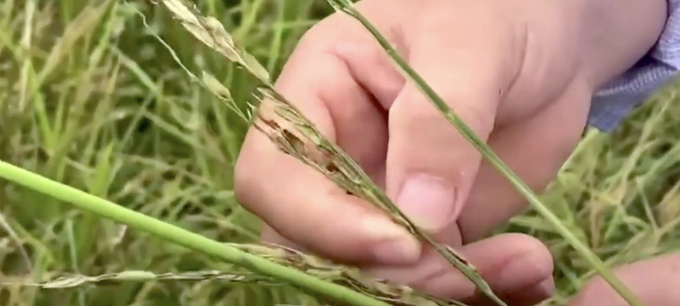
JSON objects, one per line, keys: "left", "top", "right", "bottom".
{"left": 147, "top": 0, "right": 508, "bottom": 305}
{"left": 6, "top": 243, "right": 468, "bottom": 306}
{"left": 233, "top": 243, "right": 468, "bottom": 306}
{"left": 324, "top": 1, "right": 645, "bottom": 306}
{"left": 3, "top": 270, "right": 274, "bottom": 288}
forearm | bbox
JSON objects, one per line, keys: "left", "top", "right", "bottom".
{"left": 573, "top": 0, "right": 668, "bottom": 88}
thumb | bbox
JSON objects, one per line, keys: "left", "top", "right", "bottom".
{"left": 386, "top": 37, "right": 520, "bottom": 233}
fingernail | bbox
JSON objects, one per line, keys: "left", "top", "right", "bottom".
{"left": 363, "top": 216, "right": 422, "bottom": 264}
{"left": 397, "top": 174, "right": 456, "bottom": 231}
{"left": 498, "top": 251, "right": 553, "bottom": 292}
{"left": 535, "top": 279, "right": 555, "bottom": 297}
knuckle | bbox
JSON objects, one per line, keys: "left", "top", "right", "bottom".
{"left": 392, "top": 90, "right": 496, "bottom": 136}
{"left": 391, "top": 90, "right": 435, "bottom": 122}
{"left": 296, "top": 15, "right": 351, "bottom": 51}
{"left": 233, "top": 142, "right": 259, "bottom": 208}
{"left": 458, "top": 103, "right": 497, "bottom": 135}
{"left": 392, "top": 98, "right": 440, "bottom": 128}
{"left": 233, "top": 164, "right": 251, "bottom": 206}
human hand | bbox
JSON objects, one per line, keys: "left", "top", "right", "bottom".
{"left": 235, "top": 0, "right": 665, "bottom": 304}
{"left": 567, "top": 253, "right": 680, "bottom": 306}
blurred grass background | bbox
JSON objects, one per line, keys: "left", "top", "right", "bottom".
{"left": 1, "top": 0, "right": 679, "bottom": 305}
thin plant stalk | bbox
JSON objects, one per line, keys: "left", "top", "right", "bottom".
{"left": 149, "top": 0, "right": 509, "bottom": 304}
{"left": 10, "top": 243, "right": 469, "bottom": 306}
{"left": 5, "top": 270, "right": 272, "bottom": 288}
{"left": 0, "top": 160, "right": 391, "bottom": 306}
{"left": 325, "top": 1, "right": 645, "bottom": 306}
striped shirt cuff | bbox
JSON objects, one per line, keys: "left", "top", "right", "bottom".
{"left": 588, "top": 0, "right": 680, "bottom": 131}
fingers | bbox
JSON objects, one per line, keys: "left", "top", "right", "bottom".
{"left": 364, "top": 233, "right": 554, "bottom": 305}
{"left": 384, "top": 26, "right": 525, "bottom": 234}
{"left": 235, "top": 32, "right": 421, "bottom": 265}
{"left": 326, "top": 38, "right": 406, "bottom": 188}
{"left": 568, "top": 253, "right": 680, "bottom": 306}
{"left": 458, "top": 79, "right": 592, "bottom": 242}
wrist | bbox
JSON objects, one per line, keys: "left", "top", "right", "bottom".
{"left": 569, "top": 0, "right": 668, "bottom": 89}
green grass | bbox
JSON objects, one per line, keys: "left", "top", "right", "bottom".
{"left": 0, "top": 0, "right": 679, "bottom": 305}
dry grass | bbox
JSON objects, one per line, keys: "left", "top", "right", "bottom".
{"left": 1, "top": 0, "right": 679, "bottom": 305}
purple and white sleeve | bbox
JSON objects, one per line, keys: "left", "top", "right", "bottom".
{"left": 588, "top": 0, "right": 680, "bottom": 132}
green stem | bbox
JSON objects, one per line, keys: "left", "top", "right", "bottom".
{"left": 328, "top": 2, "right": 646, "bottom": 306}
{"left": 0, "top": 160, "right": 389, "bottom": 306}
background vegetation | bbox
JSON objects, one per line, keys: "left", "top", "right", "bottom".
{"left": 1, "top": 0, "right": 679, "bottom": 305}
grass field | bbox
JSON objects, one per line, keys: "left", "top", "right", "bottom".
{"left": 1, "top": 0, "right": 680, "bottom": 305}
